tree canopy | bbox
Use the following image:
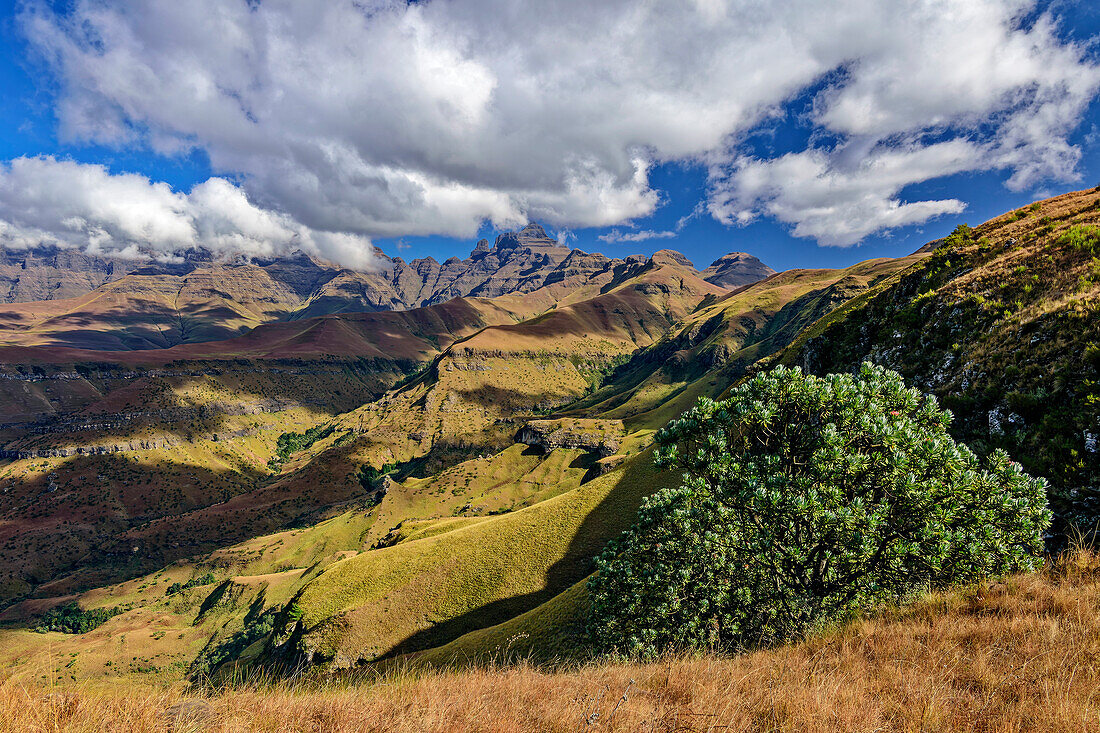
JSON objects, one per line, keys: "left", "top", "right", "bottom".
{"left": 588, "top": 363, "right": 1050, "bottom": 659}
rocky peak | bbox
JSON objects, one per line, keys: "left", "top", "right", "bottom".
{"left": 517, "top": 222, "right": 549, "bottom": 240}
{"left": 649, "top": 249, "right": 697, "bottom": 269}
{"left": 494, "top": 222, "right": 562, "bottom": 253}
{"left": 701, "top": 252, "right": 775, "bottom": 289}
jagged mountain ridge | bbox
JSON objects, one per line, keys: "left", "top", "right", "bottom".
{"left": 0, "top": 223, "right": 774, "bottom": 350}
{"left": 0, "top": 223, "right": 775, "bottom": 311}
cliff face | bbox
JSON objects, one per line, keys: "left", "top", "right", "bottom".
{"left": 517, "top": 418, "right": 624, "bottom": 457}
{"left": 0, "top": 247, "right": 192, "bottom": 302}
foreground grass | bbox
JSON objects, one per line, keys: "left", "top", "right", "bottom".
{"left": 3, "top": 552, "right": 1099, "bottom": 732}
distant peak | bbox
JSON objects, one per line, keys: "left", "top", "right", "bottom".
{"left": 709, "top": 252, "right": 757, "bottom": 265}
{"left": 649, "top": 249, "right": 696, "bottom": 269}
{"left": 518, "top": 223, "right": 547, "bottom": 239}
{"left": 701, "top": 251, "right": 775, "bottom": 289}
{"left": 494, "top": 221, "right": 560, "bottom": 251}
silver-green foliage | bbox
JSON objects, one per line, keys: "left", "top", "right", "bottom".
{"left": 588, "top": 363, "right": 1050, "bottom": 659}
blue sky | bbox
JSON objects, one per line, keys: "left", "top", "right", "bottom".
{"left": 1, "top": 1, "right": 1099, "bottom": 273}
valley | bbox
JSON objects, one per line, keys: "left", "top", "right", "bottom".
{"left": 3, "top": 1, "right": 1098, "bottom": 727}
{"left": 0, "top": 192, "right": 1097, "bottom": 727}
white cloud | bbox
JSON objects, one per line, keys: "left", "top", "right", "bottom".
{"left": 600, "top": 197, "right": 707, "bottom": 244}
{"left": 18, "top": 0, "right": 1100, "bottom": 250}
{"left": 711, "top": 141, "right": 976, "bottom": 246}
{"left": 598, "top": 229, "right": 677, "bottom": 244}
{"left": 0, "top": 156, "right": 379, "bottom": 268}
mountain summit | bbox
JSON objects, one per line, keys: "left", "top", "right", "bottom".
{"left": 701, "top": 252, "right": 776, "bottom": 288}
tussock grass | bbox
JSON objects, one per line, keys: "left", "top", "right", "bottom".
{"left": 3, "top": 551, "right": 1099, "bottom": 732}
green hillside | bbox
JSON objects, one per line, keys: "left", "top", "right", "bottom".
{"left": 770, "top": 187, "right": 1100, "bottom": 529}
{"left": 1, "top": 190, "right": 1096, "bottom": 685}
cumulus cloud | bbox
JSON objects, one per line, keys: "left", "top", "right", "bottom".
{"left": 710, "top": 141, "right": 976, "bottom": 246}
{"left": 18, "top": 0, "right": 1100, "bottom": 250}
{"left": 0, "top": 156, "right": 379, "bottom": 268}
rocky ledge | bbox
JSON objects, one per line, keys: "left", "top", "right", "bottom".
{"left": 516, "top": 418, "right": 624, "bottom": 457}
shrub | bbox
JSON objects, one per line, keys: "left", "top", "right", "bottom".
{"left": 359, "top": 461, "right": 398, "bottom": 491}
{"left": 943, "top": 223, "right": 975, "bottom": 249}
{"left": 35, "top": 602, "right": 121, "bottom": 634}
{"left": 267, "top": 424, "right": 335, "bottom": 472}
{"left": 166, "top": 572, "right": 218, "bottom": 596}
{"left": 587, "top": 364, "right": 1050, "bottom": 659}
{"left": 1056, "top": 225, "right": 1100, "bottom": 257}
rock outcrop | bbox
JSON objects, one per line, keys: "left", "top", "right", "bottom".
{"left": 516, "top": 418, "right": 625, "bottom": 457}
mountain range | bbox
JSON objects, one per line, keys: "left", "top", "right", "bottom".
{"left": 0, "top": 191, "right": 1096, "bottom": 690}
{"left": 0, "top": 223, "right": 773, "bottom": 350}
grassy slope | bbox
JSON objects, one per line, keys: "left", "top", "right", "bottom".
{"left": 568, "top": 255, "right": 921, "bottom": 432}
{"left": 0, "top": 276, "right": 624, "bottom": 606}
{"left": 287, "top": 452, "right": 665, "bottom": 666}
{"left": 0, "top": 364, "right": 391, "bottom": 605}
{"left": 0, "top": 501, "right": 386, "bottom": 679}
{"left": 3, "top": 553, "right": 1098, "bottom": 732}
{"left": 768, "top": 187, "right": 1100, "bottom": 525}
{"left": 407, "top": 578, "right": 591, "bottom": 668}
{"left": 270, "top": 258, "right": 723, "bottom": 544}
{"left": 251, "top": 260, "right": 724, "bottom": 665}
{"left": 0, "top": 432, "right": 646, "bottom": 682}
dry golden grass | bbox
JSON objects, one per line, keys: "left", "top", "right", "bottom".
{"left": 3, "top": 550, "right": 1099, "bottom": 732}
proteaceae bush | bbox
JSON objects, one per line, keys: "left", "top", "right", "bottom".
{"left": 588, "top": 363, "right": 1050, "bottom": 659}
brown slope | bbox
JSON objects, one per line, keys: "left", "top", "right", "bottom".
{"left": 0, "top": 265, "right": 317, "bottom": 349}
{"left": 566, "top": 255, "right": 923, "bottom": 430}
{"left": 458, "top": 255, "right": 727, "bottom": 357}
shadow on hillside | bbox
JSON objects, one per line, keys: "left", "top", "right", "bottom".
{"left": 454, "top": 384, "right": 580, "bottom": 413}
{"left": 0, "top": 435, "right": 377, "bottom": 615}
{"left": 4, "top": 301, "right": 293, "bottom": 350}
{"left": 0, "top": 356, "right": 399, "bottom": 446}
{"left": 373, "top": 450, "right": 666, "bottom": 661}
{"left": 0, "top": 451, "right": 270, "bottom": 612}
